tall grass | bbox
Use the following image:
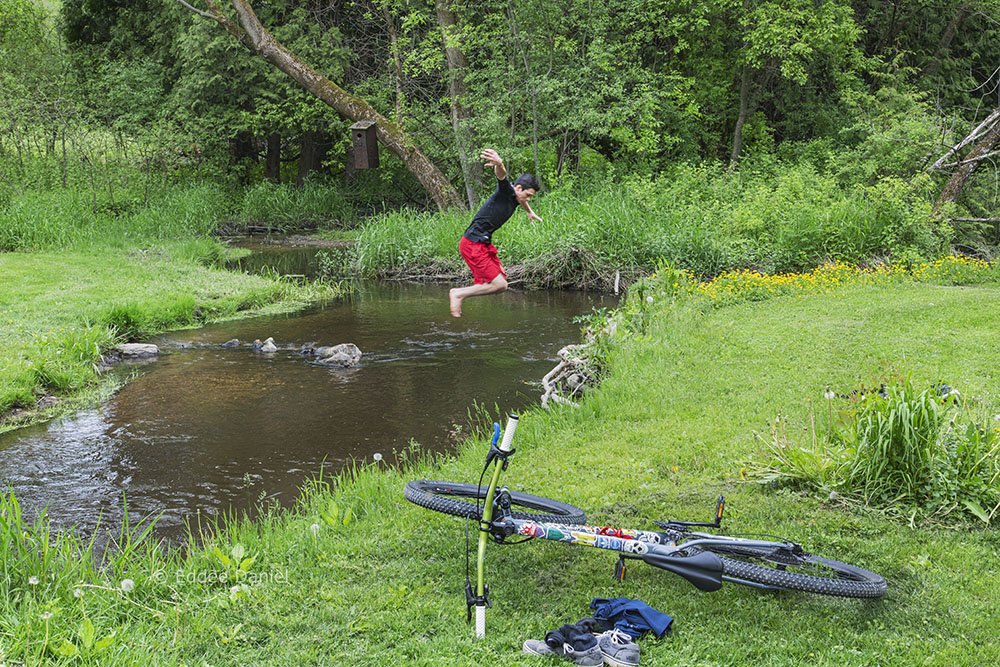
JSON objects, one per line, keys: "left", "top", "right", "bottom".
{"left": 0, "top": 175, "right": 355, "bottom": 253}
{"left": 352, "top": 161, "right": 948, "bottom": 287}
{"left": 239, "top": 180, "right": 354, "bottom": 230}
{"left": 755, "top": 380, "right": 1000, "bottom": 524}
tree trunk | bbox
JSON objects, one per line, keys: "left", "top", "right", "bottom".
{"left": 297, "top": 130, "right": 315, "bottom": 186}
{"left": 934, "top": 112, "right": 1000, "bottom": 213}
{"left": 383, "top": 4, "right": 404, "bottom": 122}
{"left": 924, "top": 4, "right": 970, "bottom": 79}
{"left": 435, "top": 0, "right": 481, "bottom": 209}
{"left": 507, "top": 0, "right": 542, "bottom": 186}
{"left": 730, "top": 64, "right": 750, "bottom": 167}
{"left": 179, "top": 0, "right": 464, "bottom": 210}
{"left": 265, "top": 132, "right": 281, "bottom": 182}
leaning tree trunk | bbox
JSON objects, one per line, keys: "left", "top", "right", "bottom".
{"left": 933, "top": 110, "right": 1000, "bottom": 214}
{"left": 179, "top": 0, "right": 465, "bottom": 210}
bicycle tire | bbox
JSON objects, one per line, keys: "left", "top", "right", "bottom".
{"left": 404, "top": 480, "right": 587, "bottom": 524}
{"left": 689, "top": 541, "right": 886, "bottom": 598}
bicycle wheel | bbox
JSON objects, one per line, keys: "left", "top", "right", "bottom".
{"left": 690, "top": 541, "right": 886, "bottom": 598}
{"left": 404, "top": 480, "right": 587, "bottom": 524}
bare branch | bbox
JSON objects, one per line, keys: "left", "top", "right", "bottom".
{"left": 176, "top": 0, "right": 248, "bottom": 42}
{"left": 949, "top": 217, "right": 1000, "bottom": 223}
{"left": 175, "top": 0, "right": 215, "bottom": 21}
{"left": 929, "top": 109, "right": 1000, "bottom": 171}
{"left": 938, "top": 149, "right": 1000, "bottom": 169}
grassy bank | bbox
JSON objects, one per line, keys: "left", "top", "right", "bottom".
{"left": 0, "top": 241, "right": 339, "bottom": 428}
{"left": 2, "top": 265, "right": 997, "bottom": 665}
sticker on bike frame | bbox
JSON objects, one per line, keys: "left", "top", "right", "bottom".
{"left": 515, "top": 521, "right": 657, "bottom": 553}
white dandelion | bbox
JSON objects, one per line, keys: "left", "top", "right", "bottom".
{"left": 120, "top": 578, "right": 134, "bottom": 593}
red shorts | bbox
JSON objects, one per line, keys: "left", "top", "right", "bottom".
{"left": 459, "top": 236, "right": 506, "bottom": 284}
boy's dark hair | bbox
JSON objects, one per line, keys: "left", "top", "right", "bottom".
{"left": 514, "top": 173, "right": 540, "bottom": 192}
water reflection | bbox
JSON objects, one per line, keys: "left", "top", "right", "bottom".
{"left": 0, "top": 282, "right": 613, "bottom": 542}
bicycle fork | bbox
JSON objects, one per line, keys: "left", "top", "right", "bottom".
{"left": 471, "top": 413, "right": 519, "bottom": 639}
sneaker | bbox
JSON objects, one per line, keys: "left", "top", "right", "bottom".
{"left": 523, "top": 638, "right": 561, "bottom": 657}
{"left": 596, "top": 628, "right": 640, "bottom": 667}
{"left": 561, "top": 641, "right": 604, "bottom": 667}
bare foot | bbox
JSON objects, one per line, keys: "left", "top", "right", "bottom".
{"left": 449, "top": 289, "right": 462, "bottom": 317}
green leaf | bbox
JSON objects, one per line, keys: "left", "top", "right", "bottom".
{"left": 50, "top": 639, "right": 78, "bottom": 657}
{"left": 211, "top": 545, "right": 231, "bottom": 568}
{"left": 239, "top": 555, "right": 257, "bottom": 572}
{"left": 962, "top": 500, "right": 990, "bottom": 523}
{"left": 79, "top": 617, "right": 96, "bottom": 650}
{"left": 231, "top": 543, "right": 246, "bottom": 561}
{"left": 94, "top": 634, "right": 115, "bottom": 651}
{"left": 342, "top": 507, "right": 353, "bottom": 526}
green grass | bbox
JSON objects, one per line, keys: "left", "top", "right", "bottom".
{"left": 2, "top": 279, "right": 998, "bottom": 665}
{"left": 0, "top": 242, "right": 339, "bottom": 425}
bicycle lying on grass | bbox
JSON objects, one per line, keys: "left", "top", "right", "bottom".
{"left": 404, "top": 415, "right": 886, "bottom": 638}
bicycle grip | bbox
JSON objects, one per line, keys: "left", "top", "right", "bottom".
{"left": 499, "top": 414, "right": 519, "bottom": 452}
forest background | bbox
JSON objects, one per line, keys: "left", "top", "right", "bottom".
{"left": 2, "top": 0, "right": 998, "bottom": 247}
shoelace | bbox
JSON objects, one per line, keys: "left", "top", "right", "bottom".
{"left": 603, "top": 628, "right": 633, "bottom": 645}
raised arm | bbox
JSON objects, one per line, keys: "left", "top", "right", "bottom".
{"left": 480, "top": 149, "right": 507, "bottom": 181}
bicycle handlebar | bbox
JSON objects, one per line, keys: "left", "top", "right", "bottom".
{"left": 499, "top": 414, "right": 518, "bottom": 452}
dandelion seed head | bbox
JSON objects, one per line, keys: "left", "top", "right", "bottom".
{"left": 372, "top": 453, "right": 383, "bottom": 462}
{"left": 28, "top": 576, "right": 39, "bottom": 585}
{"left": 120, "top": 578, "right": 134, "bottom": 592}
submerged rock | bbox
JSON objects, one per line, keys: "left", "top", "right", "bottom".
{"left": 118, "top": 343, "right": 160, "bottom": 358}
{"left": 252, "top": 337, "right": 278, "bottom": 354}
{"left": 315, "top": 343, "right": 362, "bottom": 367}
{"left": 221, "top": 338, "right": 240, "bottom": 348}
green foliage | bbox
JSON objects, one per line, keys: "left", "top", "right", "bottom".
{"left": 756, "top": 380, "right": 1000, "bottom": 525}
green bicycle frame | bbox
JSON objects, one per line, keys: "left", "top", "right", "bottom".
{"left": 474, "top": 413, "right": 518, "bottom": 638}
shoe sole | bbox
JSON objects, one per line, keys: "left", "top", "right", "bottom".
{"left": 602, "top": 654, "right": 639, "bottom": 667}
{"left": 523, "top": 644, "right": 559, "bottom": 658}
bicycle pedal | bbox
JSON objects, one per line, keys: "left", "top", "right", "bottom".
{"left": 613, "top": 557, "right": 627, "bottom": 582}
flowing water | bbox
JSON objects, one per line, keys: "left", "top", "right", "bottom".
{"left": 0, "top": 249, "right": 613, "bottom": 542}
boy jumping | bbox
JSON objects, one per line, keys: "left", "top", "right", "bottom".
{"left": 449, "top": 149, "right": 541, "bottom": 317}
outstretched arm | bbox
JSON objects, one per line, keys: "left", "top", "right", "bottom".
{"left": 522, "top": 201, "right": 542, "bottom": 224}
{"left": 480, "top": 149, "right": 507, "bottom": 181}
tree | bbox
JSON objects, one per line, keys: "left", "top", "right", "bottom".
{"left": 728, "top": 0, "right": 862, "bottom": 165}
{"left": 929, "top": 108, "right": 1000, "bottom": 214}
{"left": 177, "top": 0, "right": 465, "bottom": 209}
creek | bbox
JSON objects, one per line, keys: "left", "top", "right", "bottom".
{"left": 0, "top": 242, "right": 614, "bottom": 542}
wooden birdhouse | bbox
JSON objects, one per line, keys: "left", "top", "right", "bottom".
{"left": 350, "top": 120, "right": 379, "bottom": 169}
